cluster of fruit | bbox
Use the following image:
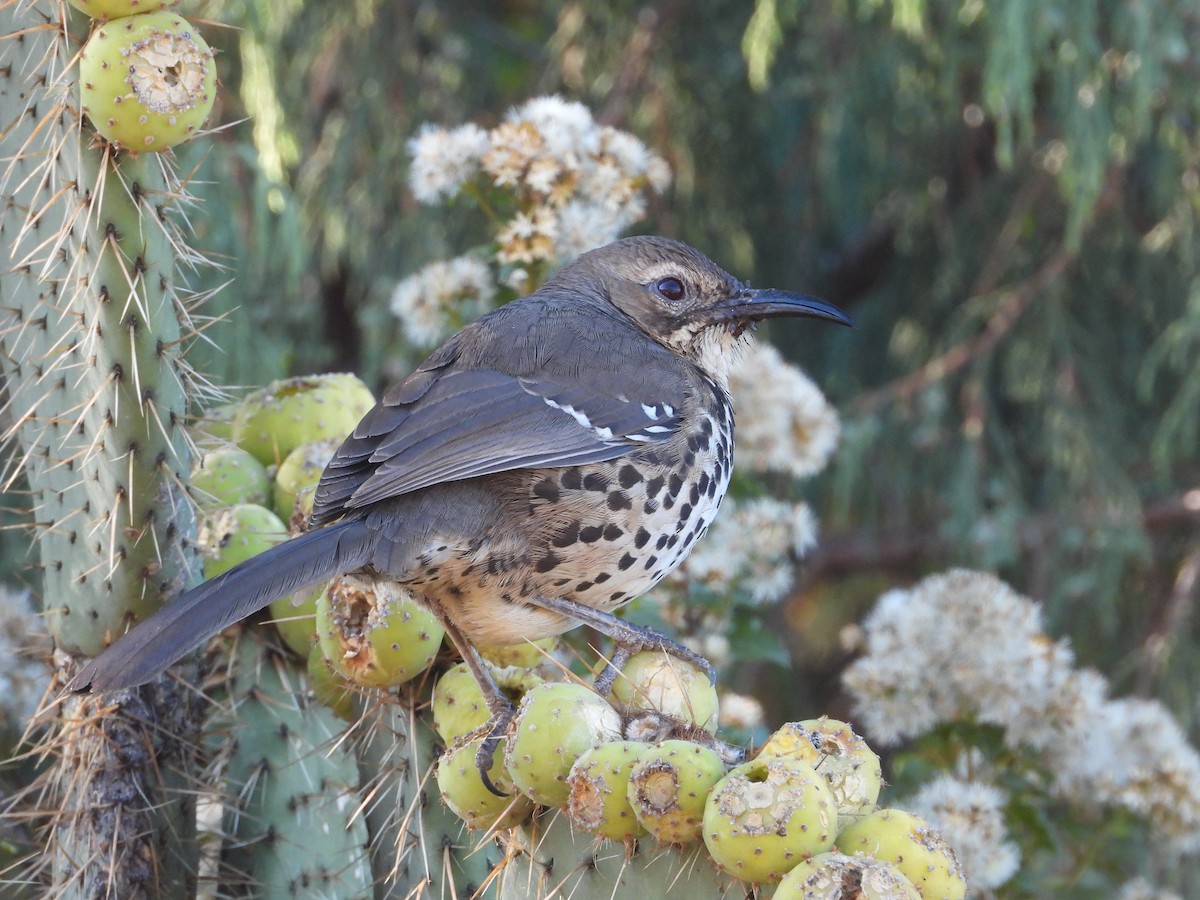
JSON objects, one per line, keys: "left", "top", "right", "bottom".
{"left": 432, "top": 647, "right": 965, "bottom": 899}
{"left": 73, "top": 1, "right": 216, "bottom": 152}
{"left": 186, "top": 373, "right": 448, "bottom": 712}
{"left": 189, "top": 374, "right": 965, "bottom": 897}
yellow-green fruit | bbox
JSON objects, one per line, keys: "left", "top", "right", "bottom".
{"left": 607, "top": 651, "right": 718, "bottom": 732}
{"left": 274, "top": 439, "right": 339, "bottom": 521}
{"left": 627, "top": 740, "right": 725, "bottom": 845}
{"left": 306, "top": 644, "right": 357, "bottom": 721}
{"left": 431, "top": 662, "right": 543, "bottom": 746}
{"left": 775, "top": 851, "right": 920, "bottom": 899}
{"left": 68, "top": 0, "right": 178, "bottom": 19}
{"left": 199, "top": 504, "right": 287, "bottom": 579}
{"left": 233, "top": 374, "right": 375, "bottom": 466}
{"left": 504, "top": 682, "right": 622, "bottom": 808}
{"left": 190, "top": 446, "right": 271, "bottom": 510}
{"left": 566, "top": 741, "right": 648, "bottom": 842}
{"left": 478, "top": 637, "right": 559, "bottom": 669}
{"left": 703, "top": 755, "right": 838, "bottom": 884}
{"left": 269, "top": 583, "right": 323, "bottom": 657}
{"left": 758, "top": 718, "right": 882, "bottom": 826}
{"left": 193, "top": 402, "right": 239, "bottom": 447}
{"left": 288, "top": 486, "right": 317, "bottom": 535}
{"left": 438, "top": 738, "right": 534, "bottom": 831}
{"left": 79, "top": 11, "right": 216, "bottom": 151}
{"left": 316, "top": 575, "right": 444, "bottom": 689}
{"left": 835, "top": 809, "right": 966, "bottom": 900}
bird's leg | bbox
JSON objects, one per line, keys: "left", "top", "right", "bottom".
{"left": 424, "top": 601, "right": 515, "bottom": 797}
{"left": 526, "top": 594, "right": 716, "bottom": 695}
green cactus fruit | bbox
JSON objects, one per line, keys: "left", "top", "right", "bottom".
{"left": 627, "top": 739, "right": 726, "bottom": 845}
{"left": 199, "top": 503, "right": 287, "bottom": 579}
{"left": 835, "top": 809, "right": 966, "bottom": 900}
{"left": 432, "top": 663, "right": 487, "bottom": 743}
{"left": 316, "top": 574, "right": 444, "bottom": 688}
{"left": 504, "top": 682, "right": 622, "bottom": 808}
{"left": 702, "top": 755, "right": 838, "bottom": 884}
{"left": 68, "top": 0, "right": 179, "bottom": 19}
{"left": 607, "top": 650, "right": 718, "bottom": 732}
{"left": 232, "top": 373, "right": 375, "bottom": 466}
{"left": 775, "top": 851, "right": 921, "bottom": 899}
{"left": 306, "top": 643, "right": 358, "bottom": 721}
{"left": 274, "top": 438, "right": 339, "bottom": 521}
{"left": 438, "top": 737, "right": 535, "bottom": 831}
{"left": 431, "top": 662, "right": 543, "bottom": 745}
{"left": 566, "top": 740, "right": 649, "bottom": 842}
{"left": 478, "top": 636, "right": 559, "bottom": 668}
{"left": 190, "top": 445, "right": 271, "bottom": 510}
{"left": 79, "top": 11, "right": 216, "bottom": 151}
{"left": 287, "top": 485, "right": 317, "bottom": 534}
{"left": 758, "top": 718, "right": 883, "bottom": 826}
{"left": 193, "top": 401, "right": 240, "bottom": 447}
{"left": 268, "top": 582, "right": 324, "bottom": 657}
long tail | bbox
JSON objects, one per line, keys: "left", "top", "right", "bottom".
{"left": 69, "top": 519, "right": 377, "bottom": 692}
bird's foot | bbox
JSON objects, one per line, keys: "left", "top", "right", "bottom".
{"left": 471, "top": 695, "right": 518, "bottom": 798}
{"left": 590, "top": 619, "right": 716, "bottom": 697}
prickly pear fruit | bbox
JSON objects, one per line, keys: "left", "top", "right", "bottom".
{"left": 431, "top": 662, "right": 542, "bottom": 745}
{"left": 268, "top": 583, "right": 324, "bottom": 657}
{"left": 68, "top": 0, "right": 178, "bottom": 19}
{"left": 627, "top": 739, "right": 725, "bottom": 845}
{"left": 274, "top": 438, "right": 339, "bottom": 521}
{"left": 774, "top": 851, "right": 920, "bottom": 899}
{"left": 190, "top": 445, "right": 270, "bottom": 510}
{"left": 232, "top": 374, "right": 374, "bottom": 466}
{"left": 79, "top": 11, "right": 216, "bottom": 151}
{"left": 505, "top": 682, "right": 621, "bottom": 808}
{"left": 316, "top": 575, "right": 444, "bottom": 688}
{"left": 703, "top": 755, "right": 838, "bottom": 883}
{"left": 198, "top": 503, "right": 287, "bottom": 579}
{"left": 438, "top": 738, "right": 534, "bottom": 831}
{"left": 567, "top": 740, "right": 648, "bottom": 841}
{"left": 758, "top": 718, "right": 882, "bottom": 826}
{"left": 478, "top": 636, "right": 559, "bottom": 669}
{"left": 835, "top": 809, "right": 966, "bottom": 900}
{"left": 607, "top": 650, "right": 718, "bottom": 732}
{"left": 306, "top": 644, "right": 357, "bottom": 721}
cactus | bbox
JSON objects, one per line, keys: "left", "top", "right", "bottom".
{"left": 212, "top": 634, "right": 372, "bottom": 898}
{"left": 497, "top": 809, "right": 749, "bottom": 899}
{"left": 1, "top": 2, "right": 212, "bottom": 893}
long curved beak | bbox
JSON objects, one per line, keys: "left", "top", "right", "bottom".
{"left": 711, "top": 287, "right": 853, "bottom": 327}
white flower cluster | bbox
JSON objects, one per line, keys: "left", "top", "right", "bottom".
{"left": 667, "top": 497, "right": 817, "bottom": 606}
{"left": 718, "top": 691, "right": 766, "bottom": 730}
{"left": 389, "top": 255, "right": 496, "bottom": 346}
{"left": 729, "top": 340, "right": 840, "bottom": 480}
{"left": 904, "top": 775, "right": 1020, "bottom": 890}
{"left": 0, "top": 587, "right": 51, "bottom": 734}
{"left": 407, "top": 96, "right": 670, "bottom": 268}
{"left": 844, "top": 569, "right": 1200, "bottom": 852}
{"left": 1053, "top": 696, "right": 1200, "bottom": 852}
{"left": 1118, "top": 878, "right": 1183, "bottom": 900}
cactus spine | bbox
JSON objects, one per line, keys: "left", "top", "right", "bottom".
{"left": 1, "top": 2, "right": 204, "bottom": 894}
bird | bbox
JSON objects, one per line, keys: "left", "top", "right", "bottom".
{"left": 69, "top": 236, "right": 850, "bottom": 786}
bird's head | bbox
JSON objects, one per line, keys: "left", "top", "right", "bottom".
{"left": 560, "top": 236, "right": 851, "bottom": 383}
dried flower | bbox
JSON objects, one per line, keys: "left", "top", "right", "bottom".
{"left": 904, "top": 776, "right": 1020, "bottom": 889}
{"left": 407, "top": 123, "right": 489, "bottom": 204}
{"left": 389, "top": 255, "right": 496, "bottom": 346}
{"left": 730, "top": 340, "right": 839, "bottom": 479}
{"left": 671, "top": 497, "right": 815, "bottom": 605}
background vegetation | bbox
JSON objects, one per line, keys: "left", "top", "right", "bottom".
{"left": 3, "top": 0, "right": 1200, "bottom": 895}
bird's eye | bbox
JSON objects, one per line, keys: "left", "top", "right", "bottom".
{"left": 654, "top": 277, "right": 686, "bottom": 302}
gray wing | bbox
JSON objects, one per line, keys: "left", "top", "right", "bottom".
{"left": 311, "top": 337, "right": 683, "bottom": 526}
